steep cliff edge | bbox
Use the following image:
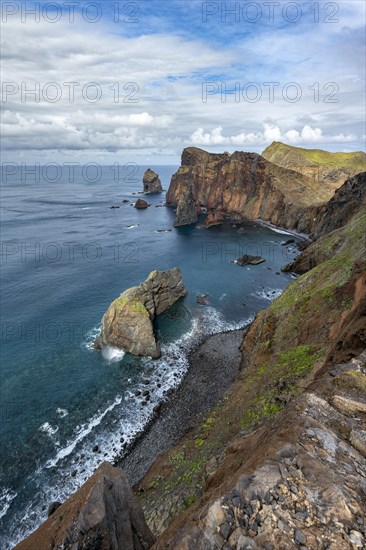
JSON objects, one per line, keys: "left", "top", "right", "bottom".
{"left": 283, "top": 172, "right": 366, "bottom": 273}
{"left": 139, "top": 206, "right": 366, "bottom": 548}
{"left": 166, "top": 147, "right": 333, "bottom": 233}
{"left": 262, "top": 141, "right": 366, "bottom": 190}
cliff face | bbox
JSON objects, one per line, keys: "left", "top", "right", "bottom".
{"left": 262, "top": 141, "right": 366, "bottom": 191}
{"left": 166, "top": 147, "right": 332, "bottom": 233}
{"left": 283, "top": 172, "right": 366, "bottom": 273}
{"left": 150, "top": 206, "right": 366, "bottom": 550}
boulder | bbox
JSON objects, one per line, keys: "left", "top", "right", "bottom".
{"left": 235, "top": 255, "right": 265, "bottom": 266}
{"left": 15, "top": 463, "right": 156, "bottom": 550}
{"left": 143, "top": 169, "right": 163, "bottom": 194}
{"left": 100, "top": 269, "right": 187, "bottom": 359}
{"left": 196, "top": 294, "right": 209, "bottom": 305}
{"left": 134, "top": 199, "right": 150, "bottom": 209}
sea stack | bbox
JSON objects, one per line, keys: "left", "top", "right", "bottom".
{"left": 143, "top": 168, "right": 163, "bottom": 193}
{"left": 99, "top": 268, "right": 187, "bottom": 359}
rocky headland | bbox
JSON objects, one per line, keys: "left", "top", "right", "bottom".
{"left": 166, "top": 146, "right": 333, "bottom": 234}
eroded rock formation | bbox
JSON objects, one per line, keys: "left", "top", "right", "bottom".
{"left": 100, "top": 269, "right": 187, "bottom": 359}
{"left": 143, "top": 169, "right": 163, "bottom": 194}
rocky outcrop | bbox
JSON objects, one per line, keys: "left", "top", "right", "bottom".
{"left": 100, "top": 269, "right": 187, "bottom": 359}
{"left": 143, "top": 169, "right": 163, "bottom": 194}
{"left": 15, "top": 462, "right": 155, "bottom": 550}
{"left": 262, "top": 141, "right": 366, "bottom": 191}
{"left": 173, "top": 185, "right": 197, "bottom": 227}
{"left": 166, "top": 147, "right": 332, "bottom": 233}
{"left": 135, "top": 199, "right": 150, "bottom": 209}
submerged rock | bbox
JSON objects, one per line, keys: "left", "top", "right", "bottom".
{"left": 100, "top": 268, "right": 187, "bottom": 359}
{"left": 135, "top": 199, "right": 150, "bottom": 209}
{"left": 197, "top": 294, "right": 209, "bottom": 305}
{"left": 16, "top": 463, "right": 155, "bottom": 550}
{"left": 143, "top": 168, "right": 163, "bottom": 194}
{"left": 235, "top": 255, "right": 265, "bottom": 266}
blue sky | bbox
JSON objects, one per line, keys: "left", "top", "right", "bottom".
{"left": 1, "top": 0, "right": 365, "bottom": 163}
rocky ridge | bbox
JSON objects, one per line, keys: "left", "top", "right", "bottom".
{"left": 262, "top": 141, "right": 366, "bottom": 190}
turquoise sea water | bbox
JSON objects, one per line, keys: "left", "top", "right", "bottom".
{"left": 0, "top": 165, "right": 301, "bottom": 547}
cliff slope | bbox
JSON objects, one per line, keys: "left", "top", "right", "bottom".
{"left": 262, "top": 141, "right": 366, "bottom": 190}
{"left": 140, "top": 206, "right": 366, "bottom": 548}
{"left": 166, "top": 147, "right": 333, "bottom": 233}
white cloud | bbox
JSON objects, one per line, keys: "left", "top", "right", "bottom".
{"left": 190, "top": 124, "right": 358, "bottom": 148}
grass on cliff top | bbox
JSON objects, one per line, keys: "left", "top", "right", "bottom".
{"left": 263, "top": 141, "right": 366, "bottom": 171}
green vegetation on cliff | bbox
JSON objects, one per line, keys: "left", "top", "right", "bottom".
{"left": 263, "top": 141, "right": 366, "bottom": 173}
{"left": 139, "top": 207, "right": 366, "bottom": 536}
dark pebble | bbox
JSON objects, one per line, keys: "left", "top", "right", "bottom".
{"left": 92, "top": 445, "right": 99, "bottom": 453}
{"left": 220, "top": 522, "right": 232, "bottom": 540}
{"left": 294, "top": 529, "right": 306, "bottom": 545}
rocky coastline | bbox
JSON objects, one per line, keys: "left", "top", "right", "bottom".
{"left": 14, "top": 145, "right": 366, "bottom": 549}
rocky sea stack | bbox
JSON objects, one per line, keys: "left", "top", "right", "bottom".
{"left": 99, "top": 268, "right": 187, "bottom": 359}
{"left": 143, "top": 168, "right": 163, "bottom": 194}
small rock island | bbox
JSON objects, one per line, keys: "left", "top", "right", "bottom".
{"left": 98, "top": 268, "right": 187, "bottom": 359}
{"left": 143, "top": 168, "right": 163, "bottom": 194}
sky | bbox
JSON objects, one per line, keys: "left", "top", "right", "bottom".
{"left": 1, "top": 0, "right": 365, "bottom": 164}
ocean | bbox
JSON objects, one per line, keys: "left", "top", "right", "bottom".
{"left": 0, "top": 165, "right": 301, "bottom": 547}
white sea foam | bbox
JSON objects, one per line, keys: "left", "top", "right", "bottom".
{"left": 56, "top": 407, "right": 68, "bottom": 418}
{"left": 83, "top": 324, "right": 101, "bottom": 350}
{"left": 0, "top": 488, "right": 17, "bottom": 520}
{"left": 101, "top": 346, "right": 125, "bottom": 363}
{"left": 44, "top": 395, "right": 123, "bottom": 469}
{"left": 39, "top": 422, "right": 59, "bottom": 436}
{"left": 252, "top": 289, "right": 283, "bottom": 301}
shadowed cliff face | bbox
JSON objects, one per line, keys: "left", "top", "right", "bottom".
{"left": 166, "top": 147, "right": 333, "bottom": 233}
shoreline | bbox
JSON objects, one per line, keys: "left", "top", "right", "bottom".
{"left": 115, "top": 327, "right": 246, "bottom": 486}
